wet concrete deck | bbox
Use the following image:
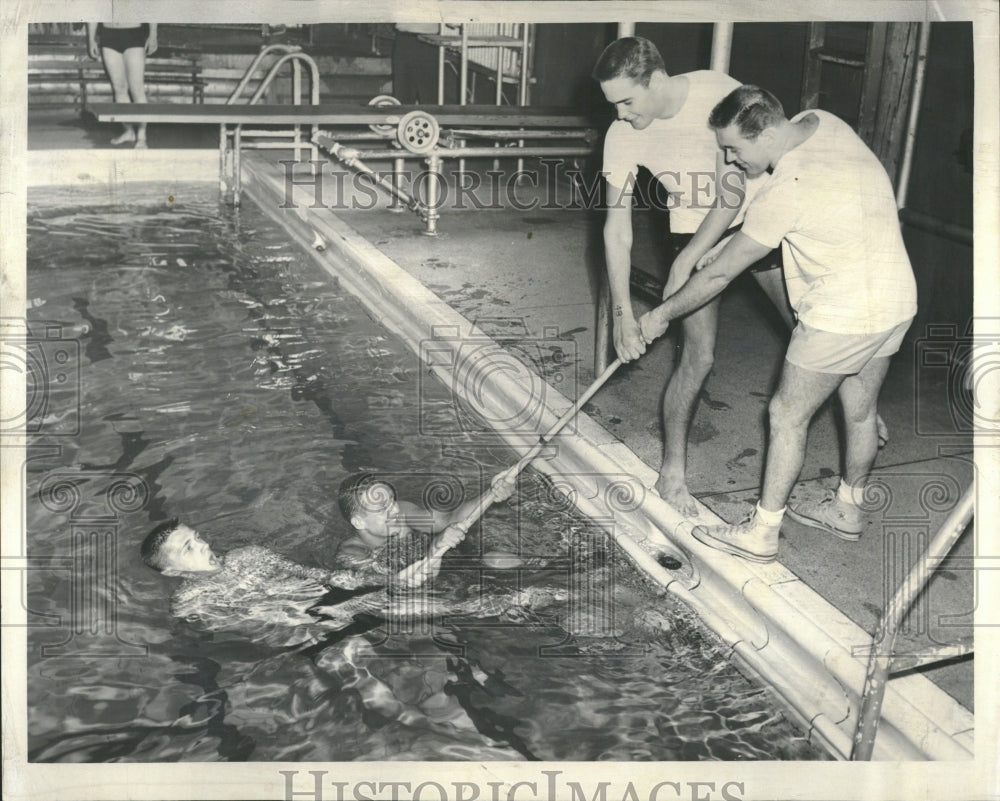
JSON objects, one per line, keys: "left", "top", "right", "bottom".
{"left": 26, "top": 110, "right": 975, "bottom": 714}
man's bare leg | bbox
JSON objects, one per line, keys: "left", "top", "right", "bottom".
{"left": 759, "top": 360, "right": 845, "bottom": 512}
{"left": 693, "top": 358, "right": 845, "bottom": 561}
{"left": 751, "top": 265, "right": 888, "bottom": 446}
{"left": 654, "top": 297, "right": 720, "bottom": 517}
{"left": 785, "top": 355, "right": 892, "bottom": 539}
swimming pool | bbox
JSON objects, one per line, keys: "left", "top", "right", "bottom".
{"left": 25, "top": 184, "right": 825, "bottom": 762}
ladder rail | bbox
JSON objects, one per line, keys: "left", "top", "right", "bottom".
{"left": 226, "top": 43, "right": 304, "bottom": 104}
{"left": 223, "top": 44, "right": 323, "bottom": 205}
{"left": 850, "top": 483, "right": 975, "bottom": 760}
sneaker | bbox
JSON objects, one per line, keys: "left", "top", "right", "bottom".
{"left": 691, "top": 510, "right": 780, "bottom": 563}
{"left": 787, "top": 493, "right": 863, "bottom": 541}
{"left": 876, "top": 414, "right": 889, "bottom": 449}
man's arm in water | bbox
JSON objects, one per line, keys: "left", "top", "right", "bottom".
{"left": 249, "top": 545, "right": 369, "bottom": 589}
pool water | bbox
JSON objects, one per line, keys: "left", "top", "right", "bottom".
{"left": 24, "top": 184, "right": 826, "bottom": 762}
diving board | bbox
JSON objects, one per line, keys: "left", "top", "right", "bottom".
{"left": 89, "top": 102, "right": 596, "bottom": 128}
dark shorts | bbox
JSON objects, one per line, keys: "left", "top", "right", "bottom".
{"left": 98, "top": 24, "right": 149, "bottom": 54}
{"left": 670, "top": 228, "right": 780, "bottom": 274}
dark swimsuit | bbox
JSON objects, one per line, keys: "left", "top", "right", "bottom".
{"left": 97, "top": 24, "right": 149, "bottom": 54}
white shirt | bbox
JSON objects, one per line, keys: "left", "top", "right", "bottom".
{"left": 603, "top": 70, "right": 751, "bottom": 234}
{"left": 741, "top": 110, "right": 917, "bottom": 333}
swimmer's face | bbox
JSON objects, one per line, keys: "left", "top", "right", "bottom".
{"left": 350, "top": 481, "right": 401, "bottom": 544}
{"left": 160, "top": 524, "right": 222, "bottom": 575}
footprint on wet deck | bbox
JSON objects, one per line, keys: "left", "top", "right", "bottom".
{"left": 726, "top": 447, "right": 758, "bottom": 469}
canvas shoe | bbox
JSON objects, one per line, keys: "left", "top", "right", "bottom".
{"left": 692, "top": 510, "right": 780, "bottom": 563}
{"left": 787, "top": 493, "right": 863, "bottom": 541}
{"left": 876, "top": 413, "right": 889, "bottom": 449}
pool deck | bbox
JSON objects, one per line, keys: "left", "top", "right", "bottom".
{"left": 24, "top": 112, "right": 977, "bottom": 759}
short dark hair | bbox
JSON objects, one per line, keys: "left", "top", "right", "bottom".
{"left": 592, "top": 36, "right": 666, "bottom": 87}
{"left": 337, "top": 473, "right": 396, "bottom": 523}
{"left": 709, "top": 85, "right": 786, "bottom": 140}
{"left": 141, "top": 518, "right": 181, "bottom": 572}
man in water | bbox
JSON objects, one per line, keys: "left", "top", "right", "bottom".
{"left": 140, "top": 520, "right": 546, "bottom": 758}
{"left": 141, "top": 514, "right": 554, "bottom": 646}
{"left": 335, "top": 470, "right": 518, "bottom": 580}
{"left": 639, "top": 85, "right": 916, "bottom": 562}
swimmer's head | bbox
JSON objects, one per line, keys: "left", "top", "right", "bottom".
{"left": 141, "top": 519, "right": 222, "bottom": 576}
{"left": 337, "top": 473, "right": 401, "bottom": 545}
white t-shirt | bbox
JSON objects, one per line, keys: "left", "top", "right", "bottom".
{"left": 602, "top": 70, "right": 753, "bottom": 234}
{"left": 741, "top": 110, "right": 917, "bottom": 334}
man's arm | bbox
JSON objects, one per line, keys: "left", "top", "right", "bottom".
{"left": 603, "top": 201, "right": 646, "bottom": 362}
{"left": 640, "top": 232, "right": 773, "bottom": 342}
{"left": 663, "top": 205, "right": 741, "bottom": 296}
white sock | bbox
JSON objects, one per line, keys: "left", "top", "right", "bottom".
{"left": 837, "top": 479, "right": 864, "bottom": 508}
{"left": 755, "top": 502, "right": 785, "bottom": 527}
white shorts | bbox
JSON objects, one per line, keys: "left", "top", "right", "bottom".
{"left": 785, "top": 319, "right": 912, "bottom": 374}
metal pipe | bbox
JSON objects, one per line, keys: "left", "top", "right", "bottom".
{"left": 437, "top": 23, "right": 446, "bottom": 104}
{"left": 343, "top": 146, "right": 594, "bottom": 159}
{"left": 851, "top": 483, "right": 974, "bottom": 760}
{"left": 315, "top": 138, "right": 424, "bottom": 213}
{"left": 422, "top": 153, "right": 442, "bottom": 235}
{"left": 899, "top": 208, "right": 973, "bottom": 246}
{"left": 896, "top": 22, "right": 932, "bottom": 210}
{"left": 519, "top": 23, "right": 530, "bottom": 106}
{"left": 710, "top": 23, "right": 735, "bottom": 72}
{"left": 234, "top": 125, "right": 243, "bottom": 206}
{"left": 249, "top": 52, "right": 320, "bottom": 106}
{"left": 617, "top": 23, "right": 636, "bottom": 38}
{"left": 227, "top": 43, "right": 302, "bottom": 104}
{"left": 460, "top": 25, "right": 469, "bottom": 106}
{"left": 218, "top": 123, "right": 228, "bottom": 195}
{"left": 447, "top": 128, "right": 593, "bottom": 139}
{"left": 517, "top": 23, "right": 531, "bottom": 174}
{"left": 390, "top": 156, "right": 406, "bottom": 213}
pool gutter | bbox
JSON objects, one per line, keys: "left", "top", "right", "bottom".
{"left": 242, "top": 155, "right": 973, "bottom": 761}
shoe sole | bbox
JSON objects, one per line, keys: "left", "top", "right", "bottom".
{"left": 786, "top": 507, "right": 861, "bottom": 542}
{"left": 691, "top": 526, "right": 777, "bottom": 564}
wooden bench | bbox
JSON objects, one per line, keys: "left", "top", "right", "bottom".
{"left": 28, "top": 56, "right": 205, "bottom": 112}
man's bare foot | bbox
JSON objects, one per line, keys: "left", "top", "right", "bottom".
{"left": 653, "top": 476, "right": 702, "bottom": 518}
{"left": 134, "top": 138, "right": 148, "bottom": 149}
{"left": 110, "top": 130, "right": 136, "bottom": 146}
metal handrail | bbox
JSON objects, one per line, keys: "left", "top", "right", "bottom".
{"left": 851, "top": 483, "right": 975, "bottom": 760}
{"left": 226, "top": 43, "right": 306, "bottom": 105}
{"left": 247, "top": 52, "right": 320, "bottom": 106}
{"left": 222, "top": 44, "right": 322, "bottom": 206}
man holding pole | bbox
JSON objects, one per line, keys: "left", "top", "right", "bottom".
{"left": 593, "top": 36, "right": 795, "bottom": 518}
{"left": 639, "top": 85, "right": 916, "bottom": 562}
